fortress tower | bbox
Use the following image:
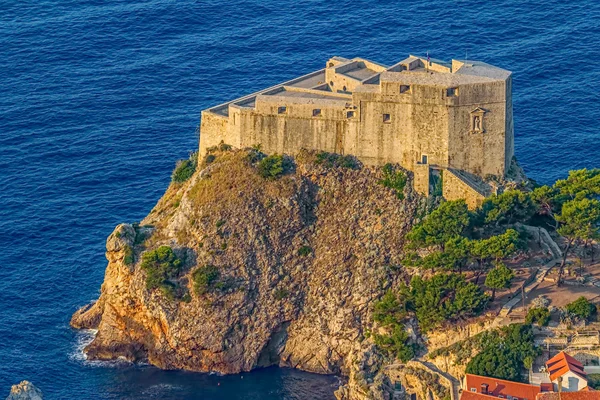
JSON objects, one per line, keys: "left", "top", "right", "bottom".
{"left": 199, "top": 55, "right": 513, "bottom": 207}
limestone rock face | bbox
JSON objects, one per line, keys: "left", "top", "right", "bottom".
{"left": 71, "top": 149, "right": 425, "bottom": 379}
{"left": 6, "top": 381, "right": 43, "bottom": 400}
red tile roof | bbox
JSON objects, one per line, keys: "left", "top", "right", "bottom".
{"left": 461, "top": 391, "right": 504, "bottom": 400}
{"left": 546, "top": 352, "right": 587, "bottom": 382}
{"left": 536, "top": 392, "right": 600, "bottom": 400}
{"left": 464, "top": 374, "right": 542, "bottom": 400}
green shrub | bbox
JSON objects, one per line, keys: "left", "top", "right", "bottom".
{"left": 123, "top": 245, "right": 134, "bottom": 266}
{"left": 566, "top": 296, "right": 597, "bottom": 321}
{"left": 172, "top": 152, "right": 198, "bottom": 183}
{"left": 140, "top": 246, "right": 184, "bottom": 299}
{"left": 526, "top": 307, "right": 551, "bottom": 326}
{"left": 466, "top": 324, "right": 540, "bottom": 382}
{"left": 297, "top": 246, "right": 312, "bottom": 256}
{"left": 315, "top": 151, "right": 358, "bottom": 169}
{"left": 258, "top": 154, "right": 285, "bottom": 179}
{"left": 403, "top": 273, "right": 489, "bottom": 332}
{"left": 378, "top": 164, "right": 407, "bottom": 200}
{"left": 274, "top": 288, "right": 289, "bottom": 300}
{"left": 203, "top": 154, "right": 216, "bottom": 165}
{"left": 588, "top": 374, "right": 600, "bottom": 390}
{"left": 373, "top": 324, "right": 415, "bottom": 362}
{"left": 192, "top": 265, "right": 220, "bottom": 295}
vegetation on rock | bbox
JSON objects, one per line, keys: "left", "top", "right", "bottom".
{"left": 525, "top": 307, "right": 551, "bottom": 326}
{"left": 378, "top": 163, "right": 408, "bottom": 200}
{"left": 484, "top": 263, "right": 514, "bottom": 301}
{"left": 565, "top": 296, "right": 597, "bottom": 321}
{"left": 403, "top": 274, "right": 489, "bottom": 332}
{"left": 171, "top": 152, "right": 198, "bottom": 183}
{"left": 140, "top": 246, "right": 184, "bottom": 300}
{"left": 315, "top": 151, "right": 358, "bottom": 169}
{"left": 257, "top": 154, "right": 286, "bottom": 179}
{"left": 465, "top": 324, "right": 539, "bottom": 382}
{"left": 192, "top": 265, "right": 220, "bottom": 295}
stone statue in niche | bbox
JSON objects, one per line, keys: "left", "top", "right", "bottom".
{"left": 470, "top": 108, "right": 486, "bottom": 133}
{"left": 473, "top": 116, "right": 481, "bottom": 131}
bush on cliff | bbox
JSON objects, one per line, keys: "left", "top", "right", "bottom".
{"left": 466, "top": 323, "right": 539, "bottom": 382}
{"left": 373, "top": 324, "right": 415, "bottom": 363}
{"left": 172, "top": 151, "right": 198, "bottom": 183}
{"left": 406, "top": 200, "right": 470, "bottom": 250}
{"left": 565, "top": 296, "right": 597, "bottom": 321}
{"left": 525, "top": 307, "right": 551, "bottom": 326}
{"left": 314, "top": 151, "right": 358, "bottom": 169}
{"left": 372, "top": 291, "right": 414, "bottom": 362}
{"left": 257, "top": 154, "right": 286, "bottom": 180}
{"left": 141, "top": 246, "right": 184, "bottom": 299}
{"left": 378, "top": 163, "right": 407, "bottom": 200}
{"left": 192, "top": 265, "right": 220, "bottom": 295}
{"left": 402, "top": 273, "right": 489, "bottom": 332}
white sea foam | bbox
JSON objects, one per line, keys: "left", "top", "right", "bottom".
{"left": 70, "top": 329, "right": 134, "bottom": 368}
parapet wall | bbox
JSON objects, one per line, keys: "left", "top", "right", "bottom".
{"left": 442, "top": 169, "right": 486, "bottom": 209}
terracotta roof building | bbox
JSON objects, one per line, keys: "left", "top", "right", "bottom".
{"left": 462, "top": 374, "right": 544, "bottom": 400}
{"left": 545, "top": 352, "right": 589, "bottom": 392}
{"left": 536, "top": 392, "right": 599, "bottom": 400}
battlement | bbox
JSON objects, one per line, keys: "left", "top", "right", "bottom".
{"left": 199, "top": 55, "right": 514, "bottom": 206}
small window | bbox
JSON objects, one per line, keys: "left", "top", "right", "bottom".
{"left": 312, "top": 109, "right": 322, "bottom": 117}
{"left": 330, "top": 81, "right": 334, "bottom": 87}
{"left": 446, "top": 87, "right": 459, "bottom": 97}
{"left": 421, "top": 154, "right": 428, "bottom": 164}
{"left": 278, "top": 106, "right": 287, "bottom": 114}
{"left": 471, "top": 388, "right": 477, "bottom": 393}
{"left": 328, "top": 62, "right": 334, "bottom": 67}
{"left": 343, "top": 85, "right": 347, "bottom": 91}
{"left": 400, "top": 85, "right": 411, "bottom": 94}
{"left": 346, "top": 111, "right": 355, "bottom": 118}
{"left": 383, "top": 113, "right": 391, "bottom": 123}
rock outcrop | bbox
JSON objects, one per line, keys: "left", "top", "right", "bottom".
{"left": 71, "top": 148, "right": 428, "bottom": 395}
{"left": 5, "top": 381, "right": 43, "bottom": 400}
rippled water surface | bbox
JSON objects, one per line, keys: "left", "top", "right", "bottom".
{"left": 1, "top": 0, "right": 599, "bottom": 398}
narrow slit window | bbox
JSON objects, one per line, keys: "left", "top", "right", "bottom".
{"left": 312, "top": 109, "right": 322, "bottom": 117}
{"left": 383, "top": 113, "right": 391, "bottom": 123}
{"left": 446, "top": 87, "right": 459, "bottom": 97}
{"left": 342, "top": 85, "right": 347, "bottom": 92}
{"left": 400, "top": 85, "right": 411, "bottom": 94}
{"left": 278, "top": 106, "right": 287, "bottom": 114}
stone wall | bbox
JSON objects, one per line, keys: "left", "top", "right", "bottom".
{"left": 198, "top": 57, "right": 514, "bottom": 202}
{"left": 442, "top": 169, "right": 486, "bottom": 209}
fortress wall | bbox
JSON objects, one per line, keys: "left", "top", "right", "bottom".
{"left": 199, "top": 111, "right": 232, "bottom": 155}
{"left": 352, "top": 86, "right": 450, "bottom": 170}
{"left": 504, "top": 76, "right": 514, "bottom": 173}
{"left": 447, "top": 81, "right": 508, "bottom": 178}
{"left": 238, "top": 97, "right": 350, "bottom": 155}
{"left": 443, "top": 169, "right": 486, "bottom": 209}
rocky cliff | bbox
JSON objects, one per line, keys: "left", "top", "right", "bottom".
{"left": 71, "top": 148, "right": 428, "bottom": 396}
{"left": 5, "top": 382, "right": 43, "bottom": 400}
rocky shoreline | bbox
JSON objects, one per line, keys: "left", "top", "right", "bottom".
{"left": 71, "top": 148, "right": 430, "bottom": 398}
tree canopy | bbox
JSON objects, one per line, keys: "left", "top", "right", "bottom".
{"left": 485, "top": 263, "right": 514, "bottom": 300}
{"left": 402, "top": 273, "right": 489, "bottom": 332}
{"left": 406, "top": 200, "right": 470, "bottom": 250}
{"left": 466, "top": 324, "right": 539, "bottom": 382}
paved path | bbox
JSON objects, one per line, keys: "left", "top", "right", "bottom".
{"left": 418, "top": 360, "right": 461, "bottom": 400}
{"left": 495, "top": 258, "right": 559, "bottom": 321}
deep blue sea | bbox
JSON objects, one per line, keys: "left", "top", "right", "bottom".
{"left": 1, "top": 1, "right": 599, "bottom": 398}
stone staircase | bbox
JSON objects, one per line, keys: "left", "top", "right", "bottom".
{"left": 446, "top": 168, "right": 493, "bottom": 197}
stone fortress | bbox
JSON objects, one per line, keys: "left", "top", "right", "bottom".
{"left": 199, "top": 54, "right": 514, "bottom": 207}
